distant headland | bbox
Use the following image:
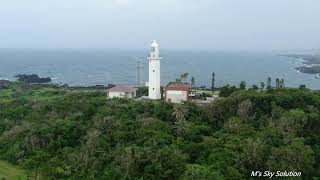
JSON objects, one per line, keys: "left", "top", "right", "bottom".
{"left": 15, "top": 74, "right": 52, "bottom": 84}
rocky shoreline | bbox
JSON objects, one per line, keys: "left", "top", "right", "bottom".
{"left": 281, "top": 54, "right": 320, "bottom": 75}
{"left": 296, "top": 66, "right": 320, "bottom": 75}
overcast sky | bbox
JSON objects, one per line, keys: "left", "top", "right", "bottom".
{"left": 0, "top": 0, "right": 319, "bottom": 50}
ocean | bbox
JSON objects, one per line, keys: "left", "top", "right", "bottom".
{"left": 0, "top": 49, "right": 319, "bottom": 89}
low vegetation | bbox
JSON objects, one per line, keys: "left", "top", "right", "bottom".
{"left": 0, "top": 160, "right": 27, "bottom": 180}
{"left": 0, "top": 82, "right": 319, "bottom": 179}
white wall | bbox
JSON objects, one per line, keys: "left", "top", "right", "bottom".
{"left": 149, "top": 59, "right": 161, "bottom": 100}
{"left": 108, "top": 91, "right": 135, "bottom": 99}
{"left": 166, "top": 90, "right": 188, "bottom": 103}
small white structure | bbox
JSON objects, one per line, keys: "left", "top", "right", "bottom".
{"left": 107, "top": 85, "right": 137, "bottom": 99}
{"left": 148, "top": 40, "right": 162, "bottom": 100}
{"left": 164, "top": 82, "right": 191, "bottom": 103}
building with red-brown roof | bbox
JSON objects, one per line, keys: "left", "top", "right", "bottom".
{"left": 164, "top": 82, "right": 191, "bottom": 103}
{"left": 107, "top": 85, "right": 137, "bottom": 99}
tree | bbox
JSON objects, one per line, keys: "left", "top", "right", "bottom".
{"left": 219, "top": 85, "right": 237, "bottom": 97}
{"left": 112, "top": 146, "right": 143, "bottom": 178}
{"left": 223, "top": 117, "right": 254, "bottom": 135}
{"left": 141, "top": 99, "right": 152, "bottom": 117}
{"left": 299, "top": 84, "right": 307, "bottom": 89}
{"left": 280, "top": 79, "right": 285, "bottom": 89}
{"left": 267, "top": 77, "right": 272, "bottom": 90}
{"left": 260, "top": 82, "right": 265, "bottom": 91}
{"left": 191, "top": 77, "right": 195, "bottom": 88}
{"left": 180, "top": 73, "right": 189, "bottom": 83}
{"left": 239, "top": 81, "right": 246, "bottom": 90}
{"left": 252, "top": 85, "right": 259, "bottom": 90}
{"left": 241, "top": 138, "right": 266, "bottom": 170}
{"left": 175, "top": 72, "right": 189, "bottom": 83}
{"left": 211, "top": 72, "right": 215, "bottom": 91}
{"left": 275, "top": 78, "right": 280, "bottom": 89}
{"left": 172, "top": 104, "right": 190, "bottom": 136}
{"left": 182, "top": 164, "right": 223, "bottom": 180}
{"left": 237, "top": 99, "right": 255, "bottom": 120}
{"left": 173, "top": 120, "right": 189, "bottom": 137}
{"left": 94, "top": 116, "right": 119, "bottom": 144}
{"left": 275, "top": 109, "right": 307, "bottom": 142}
{"left": 267, "top": 139, "right": 315, "bottom": 176}
{"left": 172, "top": 104, "right": 189, "bottom": 122}
{"left": 150, "top": 145, "right": 188, "bottom": 179}
{"left": 24, "top": 151, "right": 49, "bottom": 180}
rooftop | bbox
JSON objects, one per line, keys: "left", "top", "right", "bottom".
{"left": 107, "top": 85, "right": 137, "bottom": 92}
{"left": 165, "top": 82, "right": 190, "bottom": 91}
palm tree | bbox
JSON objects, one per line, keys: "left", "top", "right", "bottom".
{"left": 142, "top": 99, "right": 152, "bottom": 117}
{"left": 180, "top": 72, "right": 189, "bottom": 83}
{"left": 172, "top": 104, "right": 189, "bottom": 122}
{"left": 172, "top": 104, "right": 189, "bottom": 137}
{"left": 173, "top": 120, "right": 188, "bottom": 137}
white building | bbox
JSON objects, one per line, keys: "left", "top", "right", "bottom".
{"left": 164, "top": 82, "right": 191, "bottom": 103}
{"left": 107, "top": 85, "right": 137, "bottom": 99}
{"left": 148, "top": 40, "right": 162, "bottom": 100}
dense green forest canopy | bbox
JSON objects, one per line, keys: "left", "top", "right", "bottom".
{"left": 0, "top": 83, "right": 319, "bottom": 179}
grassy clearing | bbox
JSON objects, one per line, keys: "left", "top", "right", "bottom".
{"left": 0, "top": 84, "right": 65, "bottom": 102}
{"left": 0, "top": 160, "right": 28, "bottom": 180}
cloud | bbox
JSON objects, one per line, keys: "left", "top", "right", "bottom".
{"left": 114, "top": 0, "right": 129, "bottom": 6}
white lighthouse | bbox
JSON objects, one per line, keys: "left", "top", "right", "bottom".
{"left": 148, "top": 40, "right": 161, "bottom": 100}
